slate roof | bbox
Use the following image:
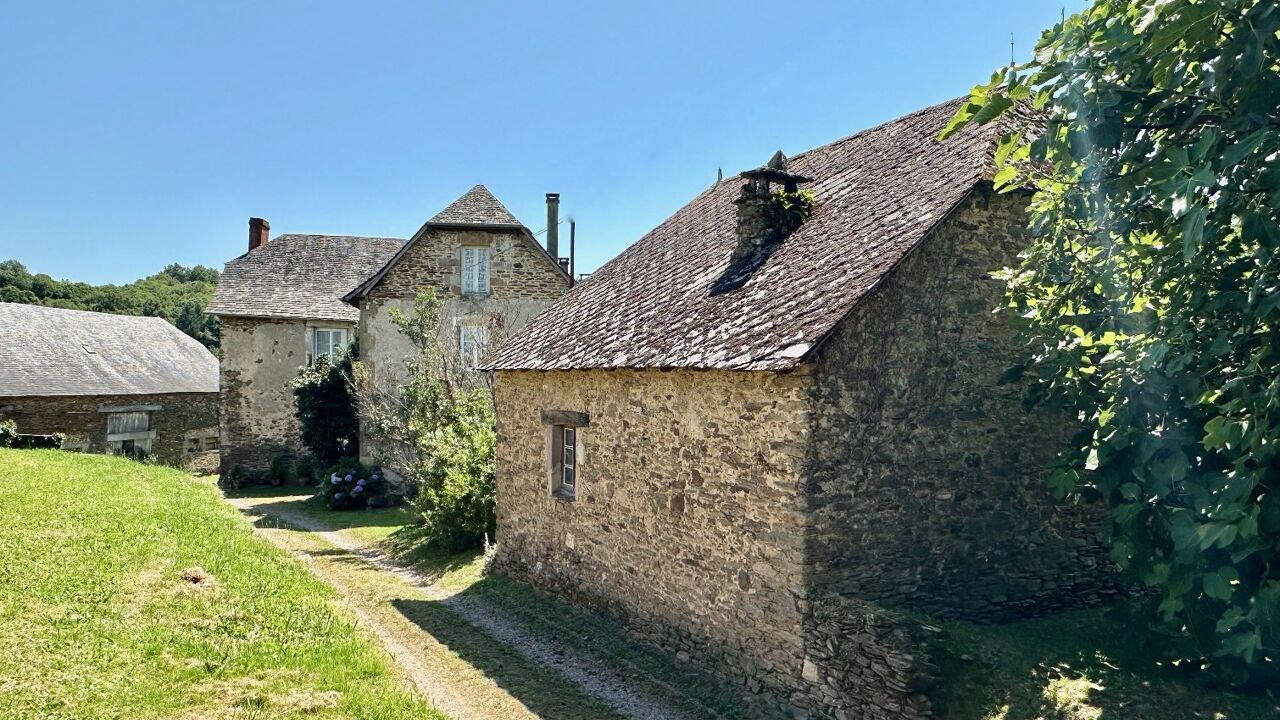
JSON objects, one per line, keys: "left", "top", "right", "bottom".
{"left": 486, "top": 97, "right": 1009, "bottom": 372}
{"left": 428, "top": 184, "right": 524, "bottom": 227}
{"left": 0, "top": 303, "right": 219, "bottom": 397}
{"left": 208, "top": 234, "right": 405, "bottom": 321}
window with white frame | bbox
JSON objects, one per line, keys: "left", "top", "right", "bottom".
{"left": 461, "top": 246, "right": 490, "bottom": 294}
{"left": 459, "top": 325, "right": 489, "bottom": 369}
{"left": 309, "top": 327, "right": 348, "bottom": 364}
{"left": 542, "top": 409, "right": 587, "bottom": 500}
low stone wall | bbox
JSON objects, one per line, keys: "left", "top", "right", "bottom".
{"left": 800, "top": 595, "right": 940, "bottom": 720}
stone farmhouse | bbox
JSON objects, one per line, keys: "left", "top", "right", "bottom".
{"left": 0, "top": 303, "right": 219, "bottom": 468}
{"left": 484, "top": 99, "right": 1115, "bottom": 719}
{"left": 209, "top": 186, "right": 569, "bottom": 475}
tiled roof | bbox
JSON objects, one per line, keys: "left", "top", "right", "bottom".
{"left": 208, "top": 234, "right": 404, "bottom": 321}
{"left": 0, "top": 303, "right": 218, "bottom": 397}
{"left": 428, "top": 184, "right": 523, "bottom": 227}
{"left": 486, "top": 97, "right": 1008, "bottom": 372}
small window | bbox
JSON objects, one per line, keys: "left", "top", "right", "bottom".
{"left": 461, "top": 246, "right": 491, "bottom": 294}
{"left": 560, "top": 427, "right": 576, "bottom": 495}
{"left": 459, "top": 325, "right": 489, "bottom": 369}
{"left": 107, "top": 411, "right": 153, "bottom": 457}
{"left": 309, "top": 327, "right": 348, "bottom": 364}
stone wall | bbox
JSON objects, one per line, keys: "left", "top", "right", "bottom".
{"left": 357, "top": 226, "right": 567, "bottom": 469}
{"left": 806, "top": 187, "right": 1115, "bottom": 623}
{"left": 0, "top": 391, "right": 218, "bottom": 465}
{"left": 219, "top": 316, "right": 329, "bottom": 472}
{"left": 492, "top": 367, "right": 816, "bottom": 715}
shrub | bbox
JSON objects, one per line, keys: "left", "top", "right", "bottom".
{"left": 411, "top": 389, "right": 496, "bottom": 550}
{"left": 294, "top": 455, "right": 320, "bottom": 486}
{"left": 292, "top": 341, "right": 360, "bottom": 466}
{"left": 267, "top": 454, "right": 295, "bottom": 486}
{"left": 318, "top": 458, "right": 389, "bottom": 511}
{"left": 0, "top": 420, "right": 16, "bottom": 448}
{"left": 12, "top": 433, "right": 63, "bottom": 450}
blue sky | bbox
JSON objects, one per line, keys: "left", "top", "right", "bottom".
{"left": 0, "top": 1, "right": 1077, "bottom": 283}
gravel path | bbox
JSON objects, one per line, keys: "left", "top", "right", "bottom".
{"left": 228, "top": 494, "right": 701, "bottom": 720}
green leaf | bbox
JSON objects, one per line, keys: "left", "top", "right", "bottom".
{"left": 1182, "top": 206, "right": 1207, "bottom": 262}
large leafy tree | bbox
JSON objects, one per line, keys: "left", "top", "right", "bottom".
{"left": 945, "top": 0, "right": 1279, "bottom": 684}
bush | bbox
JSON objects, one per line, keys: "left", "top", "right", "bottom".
{"left": 411, "top": 389, "right": 496, "bottom": 550}
{"left": 294, "top": 455, "right": 320, "bottom": 486}
{"left": 292, "top": 342, "right": 360, "bottom": 466}
{"left": 12, "top": 433, "right": 63, "bottom": 450}
{"left": 318, "top": 458, "right": 389, "bottom": 511}
{"left": 267, "top": 454, "right": 295, "bottom": 486}
{"left": 0, "top": 420, "right": 16, "bottom": 448}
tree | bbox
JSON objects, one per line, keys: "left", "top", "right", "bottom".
{"left": 354, "top": 289, "right": 499, "bottom": 550}
{"left": 944, "top": 0, "right": 1279, "bottom": 684}
{"left": 292, "top": 341, "right": 360, "bottom": 467}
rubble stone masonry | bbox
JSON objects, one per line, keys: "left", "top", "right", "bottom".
{"left": 0, "top": 391, "right": 217, "bottom": 466}
{"left": 219, "top": 316, "right": 322, "bottom": 472}
{"left": 492, "top": 189, "right": 1115, "bottom": 719}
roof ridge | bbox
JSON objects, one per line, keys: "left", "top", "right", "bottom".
{"left": 428, "top": 184, "right": 524, "bottom": 227}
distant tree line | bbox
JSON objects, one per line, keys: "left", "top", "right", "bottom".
{"left": 0, "top": 259, "right": 220, "bottom": 351}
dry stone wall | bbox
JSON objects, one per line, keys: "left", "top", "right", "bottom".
{"left": 492, "top": 367, "right": 817, "bottom": 715}
{"left": 807, "top": 188, "right": 1116, "bottom": 622}
{"left": 0, "top": 391, "right": 217, "bottom": 465}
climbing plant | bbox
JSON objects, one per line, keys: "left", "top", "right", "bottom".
{"left": 944, "top": 0, "right": 1279, "bottom": 685}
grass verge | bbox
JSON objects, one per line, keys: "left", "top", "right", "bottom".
{"left": 0, "top": 450, "right": 442, "bottom": 720}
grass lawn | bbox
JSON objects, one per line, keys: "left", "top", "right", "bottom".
{"left": 0, "top": 450, "right": 443, "bottom": 720}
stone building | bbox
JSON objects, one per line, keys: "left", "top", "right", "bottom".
{"left": 209, "top": 186, "right": 569, "bottom": 475}
{"left": 484, "top": 99, "right": 1114, "bottom": 719}
{"left": 0, "top": 303, "right": 219, "bottom": 467}
{"left": 207, "top": 221, "right": 403, "bottom": 472}
{"left": 343, "top": 185, "right": 570, "bottom": 470}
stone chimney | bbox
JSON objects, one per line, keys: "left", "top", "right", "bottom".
{"left": 248, "top": 217, "right": 270, "bottom": 252}
{"left": 545, "top": 193, "right": 560, "bottom": 260}
{"left": 732, "top": 151, "right": 810, "bottom": 261}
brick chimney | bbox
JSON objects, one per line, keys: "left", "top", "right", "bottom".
{"left": 732, "top": 151, "right": 810, "bottom": 261}
{"left": 248, "top": 217, "right": 270, "bottom": 251}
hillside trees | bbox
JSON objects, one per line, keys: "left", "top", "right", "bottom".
{"left": 944, "top": 0, "right": 1279, "bottom": 684}
{"left": 0, "top": 259, "right": 220, "bottom": 350}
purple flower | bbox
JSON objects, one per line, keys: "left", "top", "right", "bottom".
{"left": 333, "top": 492, "right": 343, "bottom": 499}
{"left": 344, "top": 474, "right": 353, "bottom": 482}
{"left": 330, "top": 475, "right": 339, "bottom": 485}
{"left": 351, "top": 485, "right": 362, "bottom": 494}
{"left": 356, "top": 478, "right": 366, "bottom": 487}
{"left": 372, "top": 473, "right": 381, "bottom": 480}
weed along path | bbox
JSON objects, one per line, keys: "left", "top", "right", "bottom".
{"left": 225, "top": 491, "right": 755, "bottom": 720}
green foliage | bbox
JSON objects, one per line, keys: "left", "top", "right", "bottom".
{"left": 294, "top": 454, "right": 320, "bottom": 486}
{"left": 0, "top": 420, "right": 16, "bottom": 448}
{"left": 356, "top": 289, "right": 497, "bottom": 550}
{"left": 318, "top": 458, "right": 389, "bottom": 511}
{"left": 291, "top": 341, "right": 360, "bottom": 466}
{"left": 945, "top": 0, "right": 1280, "bottom": 685}
{"left": 763, "top": 188, "right": 816, "bottom": 241}
{"left": 266, "top": 453, "right": 296, "bottom": 487}
{"left": 221, "top": 464, "right": 248, "bottom": 490}
{"left": 0, "top": 259, "right": 220, "bottom": 350}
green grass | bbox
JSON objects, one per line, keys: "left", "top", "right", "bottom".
{"left": 934, "top": 607, "right": 1279, "bottom": 720}
{"left": 0, "top": 450, "right": 443, "bottom": 720}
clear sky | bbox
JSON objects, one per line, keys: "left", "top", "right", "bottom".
{"left": 0, "top": 1, "right": 1078, "bottom": 284}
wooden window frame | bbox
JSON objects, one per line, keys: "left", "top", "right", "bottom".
{"left": 461, "top": 246, "right": 491, "bottom": 295}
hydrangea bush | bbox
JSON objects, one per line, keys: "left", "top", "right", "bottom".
{"left": 319, "top": 460, "right": 388, "bottom": 511}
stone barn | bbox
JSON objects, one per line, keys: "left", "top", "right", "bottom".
{"left": 484, "top": 99, "right": 1115, "bottom": 719}
{"left": 0, "top": 303, "right": 219, "bottom": 467}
